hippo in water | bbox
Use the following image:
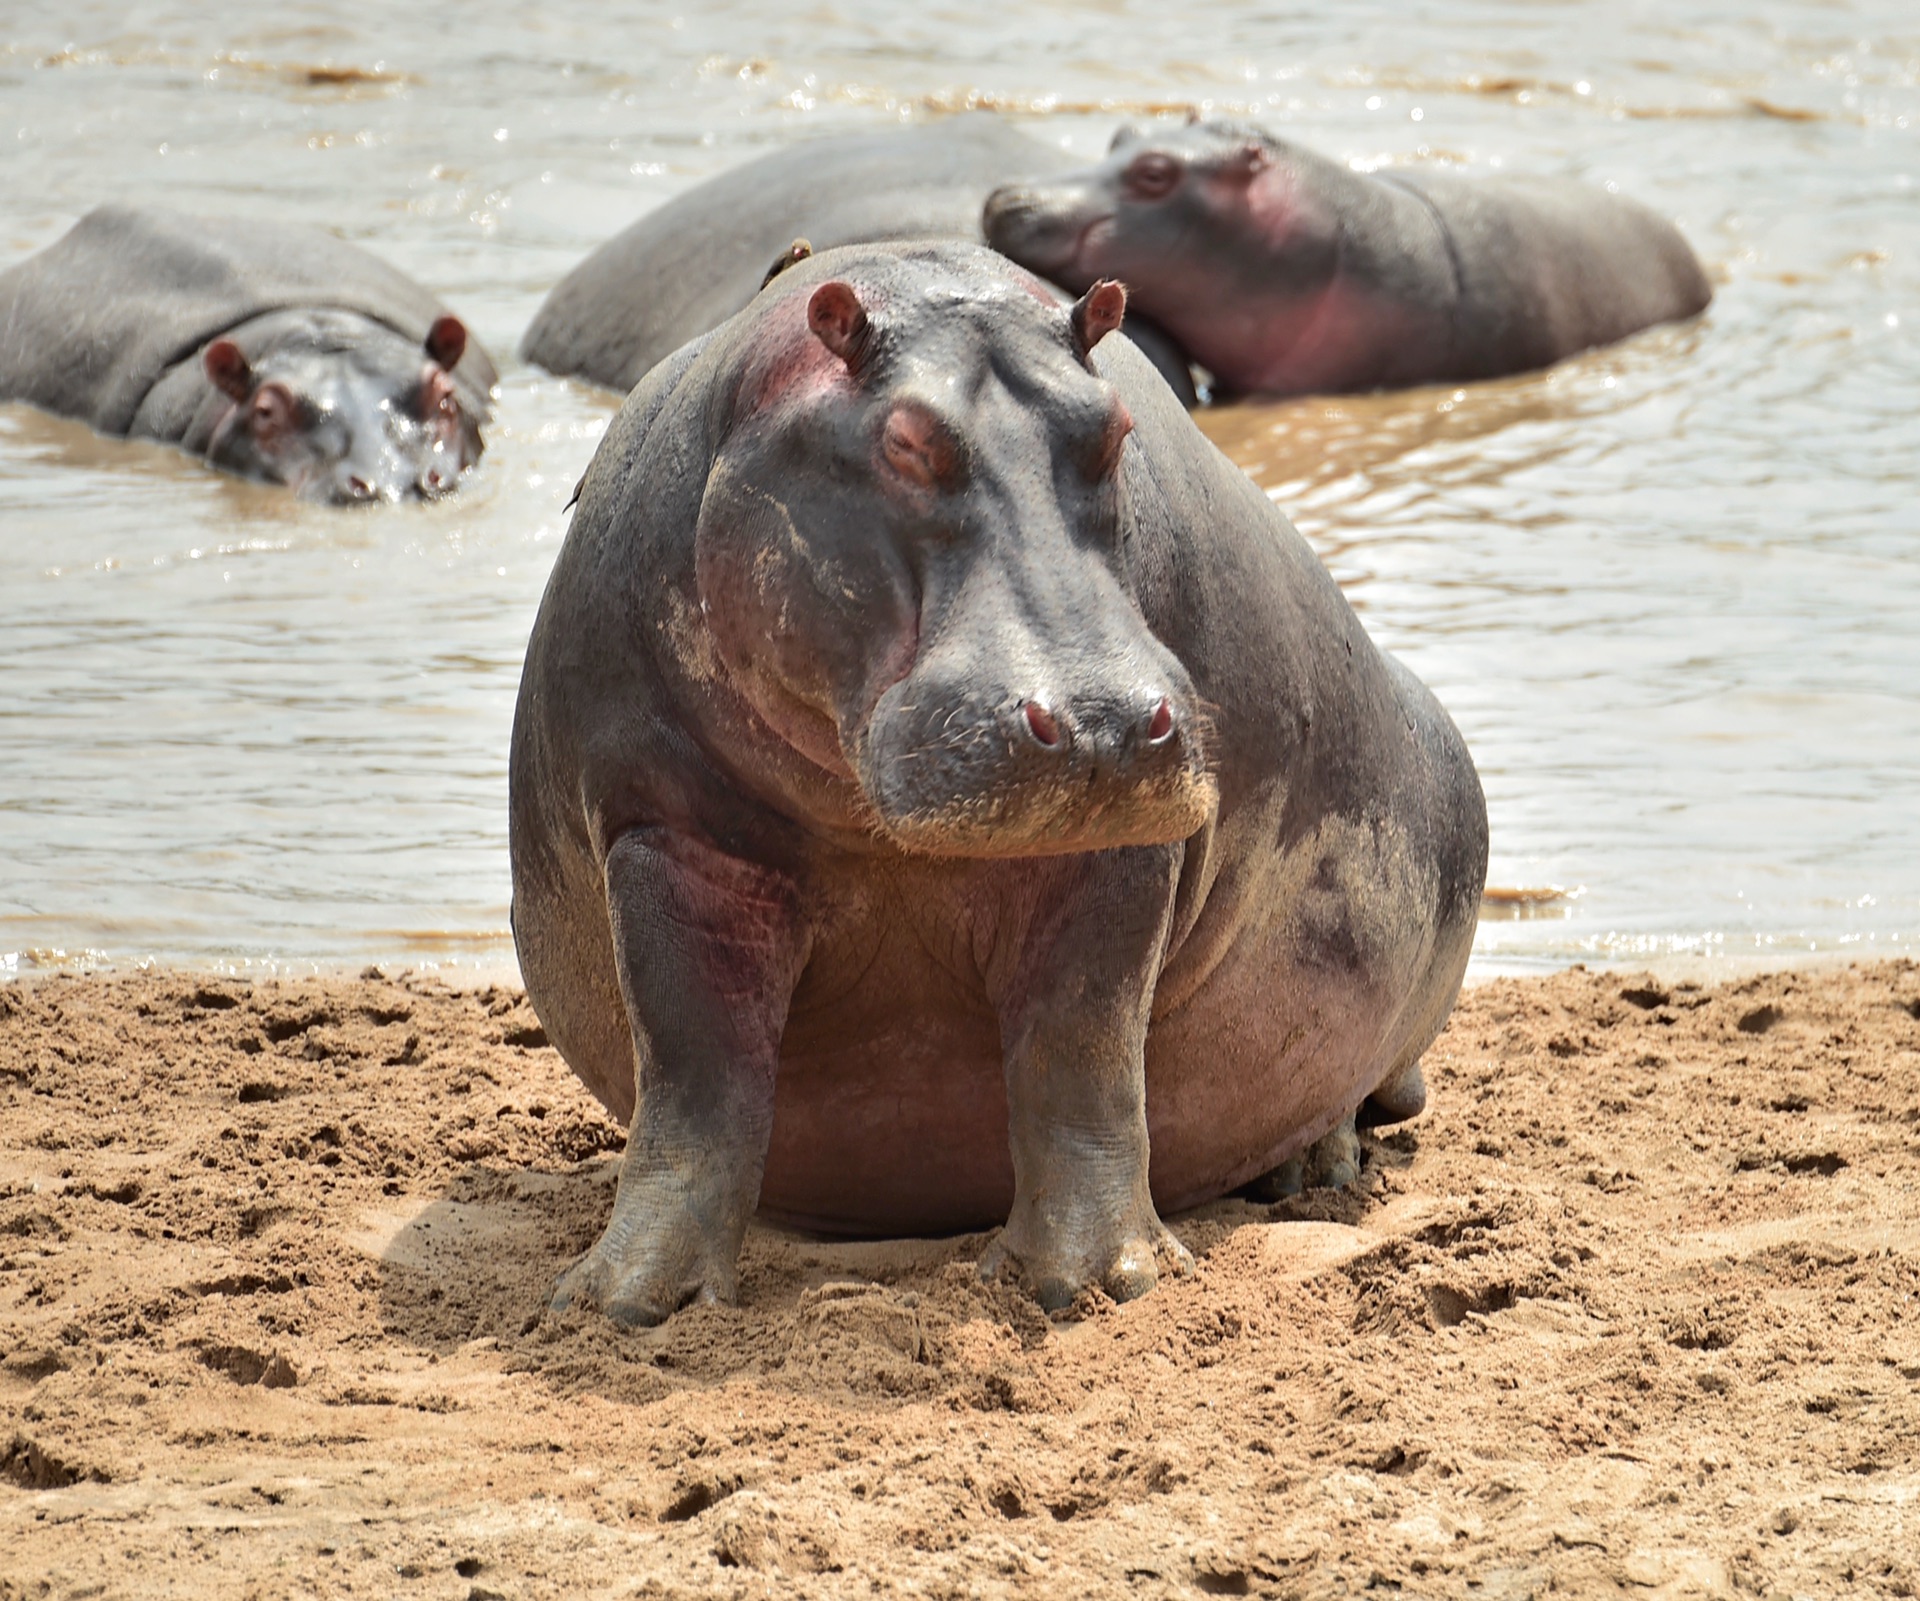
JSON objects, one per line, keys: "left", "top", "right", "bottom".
{"left": 984, "top": 118, "right": 1713, "bottom": 398}
{"left": 509, "top": 240, "right": 1488, "bottom": 1324}
{"left": 519, "top": 115, "right": 1199, "bottom": 405}
{"left": 0, "top": 205, "right": 497, "bottom": 502}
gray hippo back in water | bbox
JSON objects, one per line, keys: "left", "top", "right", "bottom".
{"left": 0, "top": 205, "right": 498, "bottom": 502}
{"left": 984, "top": 118, "right": 1713, "bottom": 397}
{"left": 508, "top": 240, "right": 1488, "bottom": 1324}
{"left": 519, "top": 115, "right": 1198, "bottom": 405}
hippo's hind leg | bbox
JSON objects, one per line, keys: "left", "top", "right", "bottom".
{"left": 549, "top": 829, "right": 805, "bottom": 1327}
{"left": 1247, "top": 1113, "right": 1362, "bottom": 1201}
{"left": 1357, "top": 1056, "right": 1427, "bottom": 1128}
{"left": 1245, "top": 1055, "right": 1429, "bottom": 1201}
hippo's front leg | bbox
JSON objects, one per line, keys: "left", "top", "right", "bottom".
{"left": 980, "top": 843, "right": 1193, "bottom": 1311}
{"left": 551, "top": 829, "right": 805, "bottom": 1326}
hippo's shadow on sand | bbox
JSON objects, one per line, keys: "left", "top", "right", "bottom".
{"left": 368, "top": 1128, "right": 1416, "bottom": 1408}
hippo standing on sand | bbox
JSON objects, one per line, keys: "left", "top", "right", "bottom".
{"left": 519, "top": 115, "right": 1199, "bottom": 405}
{"left": 0, "top": 205, "right": 497, "bottom": 502}
{"left": 509, "top": 240, "right": 1488, "bottom": 1325}
{"left": 984, "top": 119, "right": 1713, "bottom": 397}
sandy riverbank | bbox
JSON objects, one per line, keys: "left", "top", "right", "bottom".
{"left": 2, "top": 960, "right": 1917, "bottom": 1598}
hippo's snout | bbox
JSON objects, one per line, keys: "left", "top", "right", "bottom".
{"left": 861, "top": 673, "right": 1214, "bottom": 859}
{"left": 982, "top": 183, "right": 1095, "bottom": 280}
{"left": 1013, "top": 686, "right": 1179, "bottom": 762}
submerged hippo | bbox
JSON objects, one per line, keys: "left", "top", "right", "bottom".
{"left": 519, "top": 115, "right": 1199, "bottom": 405}
{"left": 509, "top": 240, "right": 1488, "bottom": 1324}
{"left": 984, "top": 118, "right": 1713, "bottom": 397}
{"left": 0, "top": 205, "right": 497, "bottom": 502}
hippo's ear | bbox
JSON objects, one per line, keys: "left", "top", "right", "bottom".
{"left": 204, "top": 339, "right": 255, "bottom": 403}
{"left": 1223, "top": 142, "right": 1271, "bottom": 181}
{"left": 425, "top": 314, "right": 467, "bottom": 371}
{"left": 1108, "top": 123, "right": 1143, "bottom": 152}
{"left": 808, "top": 281, "right": 871, "bottom": 369}
{"left": 1069, "top": 280, "right": 1128, "bottom": 360}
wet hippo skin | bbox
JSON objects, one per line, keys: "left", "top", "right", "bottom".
{"left": 984, "top": 118, "right": 1713, "bottom": 397}
{"left": 519, "top": 115, "right": 1199, "bottom": 405}
{"left": 0, "top": 205, "right": 497, "bottom": 502}
{"left": 508, "top": 240, "right": 1488, "bottom": 1324}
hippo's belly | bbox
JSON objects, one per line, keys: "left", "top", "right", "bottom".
{"left": 757, "top": 812, "right": 1440, "bottom": 1236}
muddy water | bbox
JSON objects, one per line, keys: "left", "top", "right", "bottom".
{"left": 1, "top": 4, "right": 1914, "bottom": 977}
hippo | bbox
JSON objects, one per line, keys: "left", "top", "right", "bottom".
{"left": 509, "top": 239, "right": 1488, "bottom": 1324}
{"left": 983, "top": 118, "right": 1713, "bottom": 398}
{"left": 0, "top": 205, "right": 497, "bottom": 502}
{"left": 519, "top": 114, "right": 1199, "bottom": 405}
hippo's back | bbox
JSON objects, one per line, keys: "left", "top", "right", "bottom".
{"left": 1396, "top": 171, "right": 1712, "bottom": 374}
{"left": 0, "top": 205, "right": 498, "bottom": 435}
{"left": 520, "top": 115, "right": 1075, "bottom": 393}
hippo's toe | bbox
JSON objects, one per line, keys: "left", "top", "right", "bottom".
{"left": 548, "top": 1217, "right": 740, "bottom": 1327}
{"left": 979, "top": 1212, "right": 1192, "bottom": 1312}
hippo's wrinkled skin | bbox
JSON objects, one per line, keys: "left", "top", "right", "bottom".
{"left": 0, "top": 206, "right": 497, "bottom": 502}
{"left": 984, "top": 119, "right": 1713, "bottom": 398}
{"left": 519, "top": 115, "right": 1198, "bottom": 405}
{"left": 509, "top": 241, "right": 1487, "bottom": 1324}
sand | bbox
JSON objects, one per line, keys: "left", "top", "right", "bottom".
{"left": 2, "top": 959, "right": 1917, "bottom": 1599}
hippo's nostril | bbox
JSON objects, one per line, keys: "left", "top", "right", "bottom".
{"left": 1024, "top": 700, "right": 1062, "bottom": 748}
{"left": 346, "top": 475, "right": 374, "bottom": 500}
{"left": 1147, "top": 698, "right": 1174, "bottom": 744}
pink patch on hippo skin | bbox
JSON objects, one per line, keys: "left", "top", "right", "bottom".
{"left": 1252, "top": 278, "right": 1442, "bottom": 396}
{"left": 732, "top": 289, "right": 868, "bottom": 417}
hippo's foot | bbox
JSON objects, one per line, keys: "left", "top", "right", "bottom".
{"left": 1247, "top": 1114, "right": 1362, "bottom": 1202}
{"left": 548, "top": 1170, "right": 745, "bottom": 1328}
{"left": 978, "top": 1194, "right": 1194, "bottom": 1313}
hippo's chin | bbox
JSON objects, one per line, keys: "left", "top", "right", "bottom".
{"left": 864, "top": 772, "right": 1217, "bottom": 860}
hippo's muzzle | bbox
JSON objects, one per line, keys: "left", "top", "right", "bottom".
{"left": 857, "top": 670, "right": 1215, "bottom": 858}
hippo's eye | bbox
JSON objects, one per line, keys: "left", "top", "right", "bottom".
{"left": 1080, "top": 403, "right": 1134, "bottom": 482}
{"left": 881, "top": 404, "right": 963, "bottom": 491}
{"left": 1123, "top": 153, "right": 1181, "bottom": 201}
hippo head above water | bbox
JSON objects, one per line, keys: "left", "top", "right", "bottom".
{"left": 691, "top": 260, "right": 1217, "bottom": 857}
{"left": 200, "top": 312, "right": 483, "bottom": 504}
{"left": 982, "top": 120, "right": 1343, "bottom": 393}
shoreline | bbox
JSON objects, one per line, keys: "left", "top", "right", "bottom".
{"left": 3, "top": 957, "right": 1917, "bottom": 1595}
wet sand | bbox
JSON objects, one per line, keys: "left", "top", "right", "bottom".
{"left": 3, "top": 962, "right": 1916, "bottom": 1597}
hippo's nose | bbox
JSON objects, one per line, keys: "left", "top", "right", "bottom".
{"left": 1016, "top": 691, "right": 1181, "bottom": 758}
{"left": 345, "top": 474, "right": 375, "bottom": 502}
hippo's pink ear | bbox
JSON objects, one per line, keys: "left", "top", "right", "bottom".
{"left": 425, "top": 314, "right": 467, "bottom": 371}
{"left": 204, "top": 339, "right": 254, "bottom": 403}
{"left": 808, "top": 281, "right": 870, "bottom": 369}
{"left": 1070, "top": 280, "right": 1128, "bottom": 359}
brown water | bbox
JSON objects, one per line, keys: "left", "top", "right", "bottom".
{"left": 1, "top": 4, "right": 1915, "bottom": 978}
